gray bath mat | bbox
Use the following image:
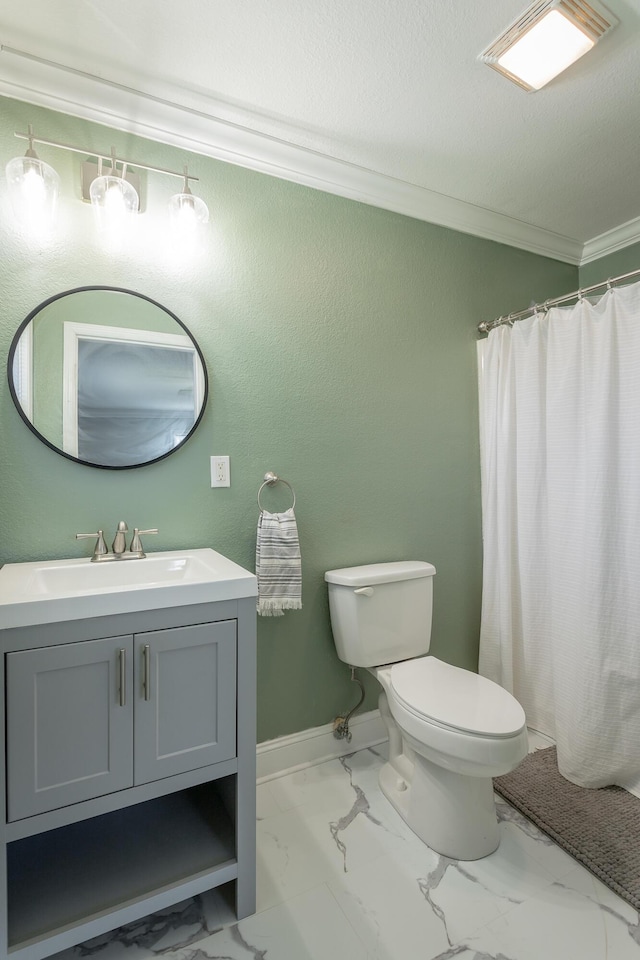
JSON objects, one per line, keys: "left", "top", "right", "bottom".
{"left": 494, "top": 746, "right": 640, "bottom": 910}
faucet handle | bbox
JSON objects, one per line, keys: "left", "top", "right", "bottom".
{"left": 76, "top": 530, "right": 108, "bottom": 560}
{"left": 130, "top": 528, "right": 159, "bottom": 556}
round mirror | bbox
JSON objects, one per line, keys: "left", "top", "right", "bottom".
{"left": 7, "top": 286, "right": 208, "bottom": 469}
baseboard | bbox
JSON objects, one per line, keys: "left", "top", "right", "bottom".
{"left": 256, "top": 709, "right": 388, "bottom": 783}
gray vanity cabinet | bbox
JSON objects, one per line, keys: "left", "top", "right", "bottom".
{"left": 0, "top": 596, "right": 256, "bottom": 960}
{"left": 7, "top": 635, "right": 134, "bottom": 820}
{"left": 6, "top": 621, "right": 237, "bottom": 821}
{"left": 133, "top": 621, "right": 236, "bottom": 783}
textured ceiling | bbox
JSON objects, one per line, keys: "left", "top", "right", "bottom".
{"left": 1, "top": 0, "right": 639, "bottom": 261}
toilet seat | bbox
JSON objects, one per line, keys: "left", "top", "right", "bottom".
{"left": 389, "top": 656, "right": 525, "bottom": 738}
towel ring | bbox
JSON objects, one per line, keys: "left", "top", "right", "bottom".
{"left": 257, "top": 471, "right": 296, "bottom": 511}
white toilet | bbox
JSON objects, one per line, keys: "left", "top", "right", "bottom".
{"left": 325, "top": 560, "right": 527, "bottom": 860}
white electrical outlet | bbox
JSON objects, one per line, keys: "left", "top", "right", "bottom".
{"left": 210, "top": 455, "right": 230, "bottom": 487}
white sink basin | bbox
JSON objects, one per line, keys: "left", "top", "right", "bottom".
{"left": 34, "top": 552, "right": 223, "bottom": 593}
{"left": 0, "top": 549, "right": 257, "bottom": 629}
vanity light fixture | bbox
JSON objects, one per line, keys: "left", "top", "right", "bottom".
{"left": 480, "top": 0, "right": 618, "bottom": 91}
{"left": 5, "top": 127, "right": 210, "bottom": 238}
{"left": 5, "top": 124, "right": 60, "bottom": 232}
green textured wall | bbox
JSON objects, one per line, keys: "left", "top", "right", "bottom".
{"left": 579, "top": 241, "right": 640, "bottom": 287}
{"left": 0, "top": 96, "right": 577, "bottom": 742}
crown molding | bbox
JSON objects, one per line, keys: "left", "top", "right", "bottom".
{"left": 0, "top": 44, "right": 584, "bottom": 265}
{"left": 579, "top": 215, "right": 640, "bottom": 265}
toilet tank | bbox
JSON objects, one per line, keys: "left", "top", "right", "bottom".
{"left": 324, "top": 561, "right": 436, "bottom": 667}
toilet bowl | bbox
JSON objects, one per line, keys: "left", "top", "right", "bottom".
{"left": 325, "top": 561, "right": 527, "bottom": 860}
{"left": 374, "top": 657, "right": 527, "bottom": 859}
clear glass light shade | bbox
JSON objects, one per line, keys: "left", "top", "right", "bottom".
{"left": 89, "top": 174, "right": 139, "bottom": 236}
{"left": 168, "top": 192, "right": 209, "bottom": 234}
{"left": 5, "top": 155, "right": 60, "bottom": 232}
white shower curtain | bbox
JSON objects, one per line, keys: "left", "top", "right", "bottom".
{"left": 478, "top": 279, "right": 640, "bottom": 791}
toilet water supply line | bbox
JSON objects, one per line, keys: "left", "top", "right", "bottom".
{"left": 333, "top": 666, "right": 366, "bottom": 741}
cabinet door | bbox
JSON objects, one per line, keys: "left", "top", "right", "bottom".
{"left": 134, "top": 620, "right": 236, "bottom": 784}
{"left": 6, "top": 636, "right": 134, "bottom": 820}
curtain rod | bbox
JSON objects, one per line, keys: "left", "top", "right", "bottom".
{"left": 477, "top": 266, "right": 640, "bottom": 334}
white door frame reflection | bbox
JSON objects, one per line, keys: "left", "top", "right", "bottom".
{"left": 62, "top": 322, "right": 206, "bottom": 463}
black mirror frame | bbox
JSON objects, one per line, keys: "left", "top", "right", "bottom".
{"left": 7, "top": 285, "right": 209, "bottom": 470}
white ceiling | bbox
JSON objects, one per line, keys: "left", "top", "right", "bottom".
{"left": 1, "top": 0, "right": 639, "bottom": 264}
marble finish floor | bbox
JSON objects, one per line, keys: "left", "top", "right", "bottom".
{"left": 57, "top": 733, "right": 640, "bottom": 960}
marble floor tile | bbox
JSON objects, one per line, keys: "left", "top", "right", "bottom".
{"left": 256, "top": 780, "right": 284, "bottom": 821}
{"left": 54, "top": 742, "right": 640, "bottom": 960}
{"left": 477, "top": 876, "right": 640, "bottom": 960}
{"left": 256, "top": 761, "right": 398, "bottom": 911}
{"left": 174, "top": 885, "right": 369, "bottom": 960}
{"left": 493, "top": 800, "right": 579, "bottom": 883}
{"left": 328, "top": 852, "right": 451, "bottom": 960}
{"left": 265, "top": 757, "right": 360, "bottom": 813}
{"left": 58, "top": 895, "right": 225, "bottom": 960}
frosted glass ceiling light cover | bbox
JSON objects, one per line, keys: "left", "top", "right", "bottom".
{"left": 5, "top": 154, "right": 60, "bottom": 232}
{"left": 498, "top": 10, "right": 594, "bottom": 89}
{"left": 90, "top": 173, "right": 139, "bottom": 237}
{"left": 480, "top": 0, "right": 617, "bottom": 91}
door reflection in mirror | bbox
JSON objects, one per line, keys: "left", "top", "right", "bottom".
{"left": 69, "top": 328, "right": 203, "bottom": 466}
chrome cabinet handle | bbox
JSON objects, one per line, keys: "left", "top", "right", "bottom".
{"left": 143, "top": 643, "right": 151, "bottom": 701}
{"left": 119, "top": 648, "right": 126, "bottom": 706}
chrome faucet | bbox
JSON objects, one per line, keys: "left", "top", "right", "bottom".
{"left": 112, "top": 520, "right": 128, "bottom": 556}
{"left": 76, "top": 522, "right": 158, "bottom": 562}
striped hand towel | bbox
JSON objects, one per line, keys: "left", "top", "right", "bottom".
{"left": 256, "top": 507, "right": 302, "bottom": 616}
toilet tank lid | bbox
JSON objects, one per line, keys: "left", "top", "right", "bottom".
{"left": 325, "top": 561, "right": 436, "bottom": 586}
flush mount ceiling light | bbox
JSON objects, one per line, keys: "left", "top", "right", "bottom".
{"left": 480, "top": 0, "right": 618, "bottom": 91}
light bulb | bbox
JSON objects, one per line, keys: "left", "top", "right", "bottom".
{"left": 168, "top": 172, "right": 209, "bottom": 245}
{"left": 90, "top": 170, "right": 139, "bottom": 243}
{"left": 5, "top": 154, "right": 60, "bottom": 233}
